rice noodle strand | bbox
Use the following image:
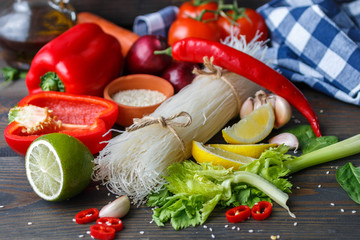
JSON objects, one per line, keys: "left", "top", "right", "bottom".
{"left": 93, "top": 35, "right": 268, "bottom": 205}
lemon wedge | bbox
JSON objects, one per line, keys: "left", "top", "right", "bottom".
{"left": 209, "top": 143, "right": 277, "bottom": 158}
{"left": 192, "top": 141, "right": 255, "bottom": 169}
{"left": 222, "top": 102, "right": 275, "bottom": 144}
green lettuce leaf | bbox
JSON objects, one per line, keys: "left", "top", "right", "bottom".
{"left": 240, "top": 144, "right": 293, "bottom": 193}
{"left": 147, "top": 146, "right": 295, "bottom": 230}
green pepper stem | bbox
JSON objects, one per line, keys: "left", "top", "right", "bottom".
{"left": 285, "top": 134, "right": 360, "bottom": 174}
{"left": 40, "top": 72, "right": 65, "bottom": 92}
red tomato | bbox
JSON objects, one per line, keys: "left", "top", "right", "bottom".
{"left": 217, "top": 8, "right": 268, "bottom": 42}
{"left": 178, "top": 0, "right": 219, "bottom": 20}
{"left": 168, "top": 18, "right": 220, "bottom": 46}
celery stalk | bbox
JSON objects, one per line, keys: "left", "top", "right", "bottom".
{"left": 285, "top": 134, "right": 360, "bottom": 174}
{"left": 222, "top": 171, "right": 296, "bottom": 218}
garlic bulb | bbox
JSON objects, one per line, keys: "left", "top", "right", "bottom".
{"left": 239, "top": 90, "right": 292, "bottom": 129}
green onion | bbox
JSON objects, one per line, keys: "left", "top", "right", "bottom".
{"left": 285, "top": 134, "right": 360, "bottom": 174}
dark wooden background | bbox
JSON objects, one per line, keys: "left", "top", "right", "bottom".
{"left": 1, "top": 0, "right": 360, "bottom": 239}
{"left": 70, "top": 0, "right": 270, "bottom": 29}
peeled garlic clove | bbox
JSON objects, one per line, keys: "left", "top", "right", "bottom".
{"left": 240, "top": 97, "right": 254, "bottom": 119}
{"left": 269, "top": 133, "right": 299, "bottom": 150}
{"left": 99, "top": 195, "right": 130, "bottom": 218}
{"left": 272, "top": 95, "right": 292, "bottom": 129}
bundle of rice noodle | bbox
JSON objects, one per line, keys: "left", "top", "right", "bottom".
{"left": 93, "top": 34, "right": 268, "bottom": 205}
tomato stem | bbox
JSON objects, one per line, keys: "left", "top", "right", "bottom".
{"left": 192, "top": 0, "right": 217, "bottom": 7}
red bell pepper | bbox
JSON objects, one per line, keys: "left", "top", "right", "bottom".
{"left": 25, "top": 23, "right": 123, "bottom": 97}
{"left": 162, "top": 38, "right": 321, "bottom": 137}
{"left": 225, "top": 205, "right": 251, "bottom": 223}
{"left": 75, "top": 208, "right": 100, "bottom": 224}
{"left": 251, "top": 201, "right": 272, "bottom": 220}
{"left": 4, "top": 91, "right": 118, "bottom": 156}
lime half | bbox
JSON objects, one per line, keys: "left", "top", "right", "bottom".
{"left": 25, "top": 133, "right": 94, "bottom": 201}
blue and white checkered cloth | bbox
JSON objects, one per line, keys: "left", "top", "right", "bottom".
{"left": 132, "top": 2, "right": 360, "bottom": 106}
{"left": 258, "top": 0, "right": 360, "bottom": 106}
{"left": 133, "top": 6, "right": 178, "bottom": 38}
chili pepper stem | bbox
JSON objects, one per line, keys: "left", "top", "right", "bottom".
{"left": 154, "top": 48, "right": 172, "bottom": 57}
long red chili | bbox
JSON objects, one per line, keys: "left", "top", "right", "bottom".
{"left": 170, "top": 38, "right": 321, "bottom": 137}
{"left": 225, "top": 205, "right": 251, "bottom": 223}
{"left": 96, "top": 217, "right": 123, "bottom": 232}
{"left": 251, "top": 201, "right": 272, "bottom": 220}
{"left": 90, "top": 224, "right": 116, "bottom": 240}
{"left": 75, "top": 208, "right": 99, "bottom": 224}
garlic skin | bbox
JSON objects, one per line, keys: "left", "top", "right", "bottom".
{"left": 269, "top": 133, "right": 299, "bottom": 150}
{"left": 99, "top": 195, "right": 130, "bottom": 218}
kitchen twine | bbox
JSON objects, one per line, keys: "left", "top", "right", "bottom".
{"left": 126, "top": 111, "right": 192, "bottom": 154}
{"left": 193, "top": 56, "right": 242, "bottom": 113}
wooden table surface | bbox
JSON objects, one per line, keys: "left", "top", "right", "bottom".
{"left": 1, "top": 10, "right": 360, "bottom": 239}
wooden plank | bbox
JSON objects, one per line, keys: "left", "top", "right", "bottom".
{"left": 71, "top": 0, "right": 270, "bottom": 29}
{"left": 1, "top": 1, "right": 360, "bottom": 238}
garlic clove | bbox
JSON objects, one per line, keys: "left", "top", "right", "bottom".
{"left": 272, "top": 95, "right": 292, "bottom": 129}
{"left": 99, "top": 195, "right": 131, "bottom": 218}
{"left": 253, "top": 90, "right": 268, "bottom": 109}
{"left": 269, "top": 133, "right": 299, "bottom": 150}
{"left": 240, "top": 97, "right": 254, "bottom": 119}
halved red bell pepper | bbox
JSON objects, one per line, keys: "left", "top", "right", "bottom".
{"left": 25, "top": 23, "right": 123, "bottom": 97}
{"left": 4, "top": 91, "right": 118, "bottom": 156}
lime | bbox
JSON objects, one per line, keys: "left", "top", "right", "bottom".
{"left": 25, "top": 133, "right": 94, "bottom": 201}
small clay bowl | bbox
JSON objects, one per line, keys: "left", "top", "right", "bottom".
{"left": 103, "top": 74, "right": 174, "bottom": 127}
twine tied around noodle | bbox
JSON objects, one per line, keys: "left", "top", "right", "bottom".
{"left": 126, "top": 111, "right": 192, "bottom": 154}
{"left": 193, "top": 56, "right": 242, "bottom": 112}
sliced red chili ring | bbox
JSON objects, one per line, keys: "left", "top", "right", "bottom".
{"left": 90, "top": 224, "right": 116, "bottom": 240}
{"left": 75, "top": 208, "right": 99, "bottom": 224}
{"left": 96, "top": 217, "right": 123, "bottom": 232}
{"left": 225, "top": 205, "right": 251, "bottom": 223}
{"left": 251, "top": 201, "right": 272, "bottom": 221}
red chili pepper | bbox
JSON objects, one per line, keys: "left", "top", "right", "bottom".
{"left": 168, "top": 38, "right": 321, "bottom": 137}
{"left": 225, "top": 205, "right": 251, "bottom": 223}
{"left": 90, "top": 224, "right": 116, "bottom": 240}
{"left": 251, "top": 201, "right": 272, "bottom": 221}
{"left": 4, "top": 91, "right": 118, "bottom": 155}
{"left": 96, "top": 217, "right": 123, "bottom": 232}
{"left": 75, "top": 208, "right": 99, "bottom": 224}
{"left": 25, "top": 23, "right": 123, "bottom": 97}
